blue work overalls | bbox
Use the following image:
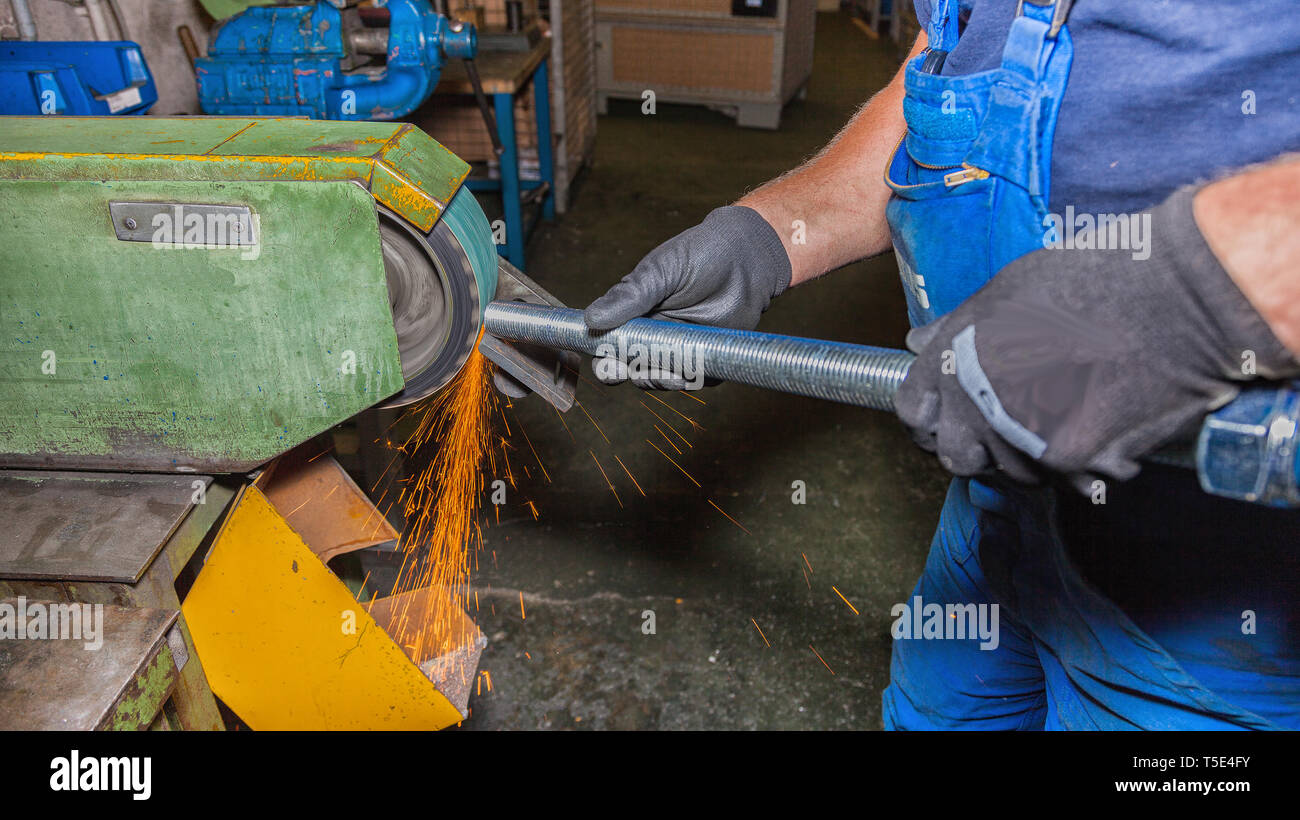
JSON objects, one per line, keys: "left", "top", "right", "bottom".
{"left": 879, "top": 0, "right": 1286, "bottom": 729}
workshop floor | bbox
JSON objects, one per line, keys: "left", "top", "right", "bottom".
{"left": 460, "top": 12, "right": 950, "bottom": 730}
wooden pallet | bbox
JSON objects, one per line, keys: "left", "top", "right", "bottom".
{"left": 593, "top": 0, "right": 817, "bottom": 129}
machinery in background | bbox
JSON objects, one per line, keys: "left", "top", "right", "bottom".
{"left": 0, "top": 115, "right": 573, "bottom": 729}
{"left": 0, "top": 39, "right": 155, "bottom": 114}
{"left": 196, "top": 0, "right": 481, "bottom": 122}
{"left": 0, "top": 0, "right": 156, "bottom": 115}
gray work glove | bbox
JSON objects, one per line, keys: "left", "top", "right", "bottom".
{"left": 584, "top": 205, "right": 792, "bottom": 389}
{"left": 895, "top": 185, "right": 1300, "bottom": 493}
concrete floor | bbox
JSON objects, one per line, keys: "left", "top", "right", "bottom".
{"left": 456, "top": 12, "right": 951, "bottom": 730}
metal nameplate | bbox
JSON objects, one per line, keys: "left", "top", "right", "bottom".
{"left": 109, "top": 201, "right": 258, "bottom": 247}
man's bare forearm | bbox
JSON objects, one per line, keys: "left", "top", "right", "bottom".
{"left": 1194, "top": 156, "right": 1300, "bottom": 356}
{"left": 737, "top": 34, "right": 925, "bottom": 286}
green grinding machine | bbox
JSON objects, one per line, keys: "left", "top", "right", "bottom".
{"left": 0, "top": 115, "right": 573, "bottom": 473}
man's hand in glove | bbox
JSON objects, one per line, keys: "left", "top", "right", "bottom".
{"left": 583, "top": 205, "right": 792, "bottom": 390}
{"left": 895, "top": 184, "right": 1300, "bottom": 493}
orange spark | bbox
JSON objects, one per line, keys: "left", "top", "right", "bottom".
{"left": 589, "top": 449, "right": 623, "bottom": 507}
{"left": 707, "top": 498, "right": 750, "bottom": 534}
{"left": 613, "top": 455, "right": 645, "bottom": 496}
{"left": 645, "top": 391, "right": 705, "bottom": 431}
{"left": 384, "top": 335, "right": 494, "bottom": 682}
{"left": 285, "top": 496, "right": 313, "bottom": 517}
{"left": 368, "top": 449, "right": 405, "bottom": 494}
{"left": 831, "top": 586, "right": 859, "bottom": 615}
{"left": 576, "top": 401, "right": 610, "bottom": 443}
{"left": 809, "top": 644, "right": 835, "bottom": 675}
{"left": 553, "top": 406, "right": 576, "bottom": 442}
{"left": 646, "top": 439, "right": 700, "bottom": 487}
{"left": 750, "top": 618, "right": 771, "bottom": 647}
{"left": 514, "top": 413, "right": 551, "bottom": 483}
{"left": 652, "top": 424, "right": 683, "bottom": 455}
{"left": 640, "top": 401, "right": 693, "bottom": 449}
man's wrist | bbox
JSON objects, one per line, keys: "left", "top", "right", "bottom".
{"left": 709, "top": 205, "right": 793, "bottom": 299}
{"left": 1153, "top": 185, "right": 1299, "bottom": 381}
{"left": 1193, "top": 157, "right": 1300, "bottom": 359}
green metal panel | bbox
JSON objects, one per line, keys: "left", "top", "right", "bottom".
{"left": 0, "top": 178, "right": 404, "bottom": 472}
{"left": 0, "top": 117, "right": 470, "bottom": 231}
{"left": 197, "top": 0, "right": 267, "bottom": 22}
{"left": 368, "top": 124, "right": 469, "bottom": 230}
{"left": 0, "top": 116, "right": 479, "bottom": 472}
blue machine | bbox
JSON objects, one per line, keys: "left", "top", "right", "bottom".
{"left": 0, "top": 41, "right": 156, "bottom": 115}
{"left": 196, "top": 0, "right": 476, "bottom": 120}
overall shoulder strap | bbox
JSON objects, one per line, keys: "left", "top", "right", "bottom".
{"left": 924, "top": 0, "right": 1073, "bottom": 73}
{"left": 1017, "top": 0, "right": 1073, "bottom": 39}
{"left": 925, "top": 0, "right": 960, "bottom": 53}
{"left": 1001, "top": 0, "right": 1074, "bottom": 82}
{"left": 966, "top": 0, "right": 1077, "bottom": 199}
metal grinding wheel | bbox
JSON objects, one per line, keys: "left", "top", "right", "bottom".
{"left": 375, "top": 193, "right": 491, "bottom": 408}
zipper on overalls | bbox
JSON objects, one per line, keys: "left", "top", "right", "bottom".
{"left": 943, "top": 163, "right": 990, "bottom": 187}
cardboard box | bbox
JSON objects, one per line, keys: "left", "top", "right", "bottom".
{"left": 594, "top": 0, "right": 817, "bottom": 128}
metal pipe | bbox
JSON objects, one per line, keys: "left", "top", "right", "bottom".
{"left": 347, "top": 27, "right": 389, "bottom": 55}
{"left": 11, "top": 0, "right": 36, "bottom": 40}
{"left": 178, "top": 25, "right": 201, "bottom": 70}
{"left": 107, "top": 0, "right": 130, "bottom": 39}
{"left": 482, "top": 302, "right": 915, "bottom": 412}
{"left": 84, "top": 0, "right": 114, "bottom": 41}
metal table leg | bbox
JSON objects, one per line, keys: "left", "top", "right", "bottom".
{"left": 494, "top": 91, "right": 526, "bottom": 269}
{"left": 534, "top": 56, "right": 556, "bottom": 221}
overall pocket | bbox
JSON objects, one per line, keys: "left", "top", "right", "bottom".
{"left": 885, "top": 135, "right": 999, "bottom": 325}
{"left": 885, "top": 64, "right": 1054, "bottom": 326}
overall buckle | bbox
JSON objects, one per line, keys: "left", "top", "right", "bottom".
{"left": 1016, "top": 0, "right": 1072, "bottom": 38}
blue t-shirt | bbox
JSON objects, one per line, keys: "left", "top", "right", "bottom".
{"left": 913, "top": 0, "right": 1300, "bottom": 214}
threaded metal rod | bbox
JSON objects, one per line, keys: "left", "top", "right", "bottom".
{"left": 483, "top": 301, "right": 1200, "bottom": 470}
{"left": 483, "top": 302, "right": 916, "bottom": 412}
